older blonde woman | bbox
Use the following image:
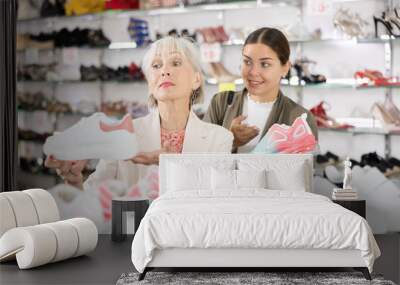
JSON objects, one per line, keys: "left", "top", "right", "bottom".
{"left": 45, "top": 36, "right": 233, "bottom": 198}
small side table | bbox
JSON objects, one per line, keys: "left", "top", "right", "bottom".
{"left": 333, "top": 199, "right": 366, "bottom": 218}
{"left": 112, "top": 197, "right": 149, "bottom": 242}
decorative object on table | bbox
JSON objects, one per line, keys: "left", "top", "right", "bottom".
{"left": 252, "top": 113, "right": 317, "bottom": 154}
{"left": 43, "top": 112, "right": 138, "bottom": 160}
{"left": 332, "top": 157, "right": 359, "bottom": 200}
{"left": 0, "top": 189, "right": 98, "bottom": 269}
{"left": 112, "top": 197, "right": 149, "bottom": 242}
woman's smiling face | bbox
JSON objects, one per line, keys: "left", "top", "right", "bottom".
{"left": 241, "top": 43, "right": 289, "bottom": 97}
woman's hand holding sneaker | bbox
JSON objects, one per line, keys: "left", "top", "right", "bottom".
{"left": 129, "top": 142, "right": 174, "bottom": 166}
{"left": 45, "top": 155, "right": 87, "bottom": 189}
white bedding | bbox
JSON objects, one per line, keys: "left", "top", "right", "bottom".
{"left": 131, "top": 190, "right": 380, "bottom": 273}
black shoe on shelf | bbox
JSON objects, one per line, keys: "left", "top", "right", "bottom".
{"left": 316, "top": 154, "right": 329, "bottom": 165}
{"left": 360, "top": 152, "right": 393, "bottom": 175}
{"left": 88, "top": 29, "right": 111, "bottom": 47}
{"left": 388, "top": 157, "right": 400, "bottom": 167}
{"left": 40, "top": 0, "right": 66, "bottom": 18}
{"left": 349, "top": 158, "right": 362, "bottom": 168}
{"left": 325, "top": 151, "right": 340, "bottom": 163}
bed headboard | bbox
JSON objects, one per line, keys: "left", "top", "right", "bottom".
{"left": 159, "top": 153, "right": 313, "bottom": 195}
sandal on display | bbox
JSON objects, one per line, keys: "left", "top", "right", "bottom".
{"left": 333, "top": 8, "right": 369, "bottom": 38}
{"left": 310, "top": 101, "right": 353, "bottom": 129}
{"left": 371, "top": 103, "right": 400, "bottom": 133}
{"left": 374, "top": 11, "right": 400, "bottom": 38}
{"left": 208, "top": 62, "right": 240, "bottom": 83}
{"left": 294, "top": 58, "right": 326, "bottom": 85}
{"left": 354, "top": 69, "right": 400, "bottom": 87}
{"left": 383, "top": 94, "right": 400, "bottom": 125}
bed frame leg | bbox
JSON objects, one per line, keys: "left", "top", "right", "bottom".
{"left": 138, "top": 268, "right": 148, "bottom": 281}
{"left": 354, "top": 267, "right": 371, "bottom": 280}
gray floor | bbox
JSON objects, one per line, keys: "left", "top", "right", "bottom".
{"left": 1, "top": 234, "right": 399, "bottom": 285}
{"left": 0, "top": 235, "right": 134, "bottom": 285}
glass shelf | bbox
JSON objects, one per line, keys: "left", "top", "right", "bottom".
{"left": 318, "top": 127, "right": 400, "bottom": 136}
{"left": 18, "top": 78, "right": 400, "bottom": 89}
{"left": 17, "top": 108, "right": 97, "bottom": 116}
{"left": 17, "top": 80, "right": 145, "bottom": 84}
{"left": 17, "top": 36, "right": 400, "bottom": 53}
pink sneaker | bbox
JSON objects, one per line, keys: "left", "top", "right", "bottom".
{"left": 253, "top": 113, "right": 317, "bottom": 154}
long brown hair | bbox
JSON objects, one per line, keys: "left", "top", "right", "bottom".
{"left": 244, "top": 27, "right": 290, "bottom": 65}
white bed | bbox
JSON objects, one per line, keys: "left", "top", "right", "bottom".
{"left": 131, "top": 154, "right": 380, "bottom": 281}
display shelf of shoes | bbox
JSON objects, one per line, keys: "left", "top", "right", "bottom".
{"left": 18, "top": 37, "right": 389, "bottom": 52}
{"left": 17, "top": 0, "right": 303, "bottom": 23}
{"left": 318, "top": 127, "right": 400, "bottom": 136}
{"left": 18, "top": 78, "right": 400, "bottom": 89}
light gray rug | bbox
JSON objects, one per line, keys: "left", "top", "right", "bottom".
{"left": 116, "top": 271, "right": 396, "bottom": 285}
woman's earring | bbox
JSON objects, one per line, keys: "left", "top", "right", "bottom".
{"left": 190, "top": 89, "right": 199, "bottom": 106}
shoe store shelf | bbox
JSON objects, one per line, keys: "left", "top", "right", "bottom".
{"left": 17, "top": 36, "right": 400, "bottom": 53}
{"left": 17, "top": 78, "right": 400, "bottom": 89}
{"left": 318, "top": 127, "right": 400, "bottom": 136}
{"left": 17, "top": 0, "right": 302, "bottom": 24}
{"left": 17, "top": 108, "right": 97, "bottom": 116}
{"left": 17, "top": 80, "right": 146, "bottom": 84}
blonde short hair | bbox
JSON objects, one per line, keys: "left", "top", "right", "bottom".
{"left": 141, "top": 36, "right": 204, "bottom": 107}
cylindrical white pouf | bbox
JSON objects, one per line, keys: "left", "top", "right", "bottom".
{"left": 24, "top": 189, "right": 60, "bottom": 223}
{"left": 64, "top": 218, "right": 98, "bottom": 257}
{"left": 42, "top": 221, "right": 79, "bottom": 262}
{"left": 0, "top": 196, "right": 17, "bottom": 237}
{"left": 1, "top": 192, "right": 39, "bottom": 227}
{"left": 0, "top": 226, "right": 57, "bottom": 269}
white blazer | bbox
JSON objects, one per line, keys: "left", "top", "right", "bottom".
{"left": 84, "top": 109, "right": 233, "bottom": 191}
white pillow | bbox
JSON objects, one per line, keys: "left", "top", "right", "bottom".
{"left": 211, "top": 168, "right": 267, "bottom": 190}
{"left": 237, "top": 158, "right": 308, "bottom": 191}
{"left": 236, "top": 169, "right": 267, "bottom": 189}
{"left": 211, "top": 168, "right": 236, "bottom": 190}
{"left": 167, "top": 160, "right": 235, "bottom": 192}
{"left": 168, "top": 163, "right": 210, "bottom": 191}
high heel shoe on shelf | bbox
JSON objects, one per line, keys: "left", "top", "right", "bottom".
{"left": 374, "top": 11, "right": 400, "bottom": 38}
{"left": 371, "top": 103, "right": 400, "bottom": 133}
{"left": 207, "top": 62, "right": 240, "bottom": 83}
{"left": 293, "top": 58, "right": 326, "bottom": 85}
{"left": 310, "top": 101, "right": 353, "bottom": 129}
{"left": 383, "top": 95, "right": 400, "bottom": 125}
{"left": 354, "top": 69, "right": 400, "bottom": 87}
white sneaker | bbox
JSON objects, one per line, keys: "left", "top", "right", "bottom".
{"left": 43, "top": 113, "right": 138, "bottom": 160}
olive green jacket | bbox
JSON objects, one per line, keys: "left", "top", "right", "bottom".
{"left": 203, "top": 89, "right": 318, "bottom": 141}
